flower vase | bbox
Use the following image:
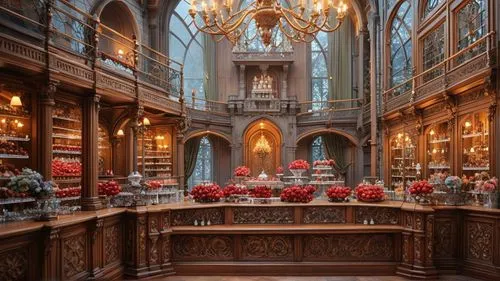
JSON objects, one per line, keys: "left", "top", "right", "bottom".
{"left": 290, "top": 169, "right": 306, "bottom": 178}
{"left": 36, "top": 197, "right": 58, "bottom": 221}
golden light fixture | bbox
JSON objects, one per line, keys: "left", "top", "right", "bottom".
{"left": 142, "top": 117, "right": 151, "bottom": 126}
{"left": 464, "top": 121, "right": 472, "bottom": 128}
{"left": 117, "top": 129, "right": 125, "bottom": 136}
{"left": 189, "top": 0, "right": 349, "bottom": 47}
{"left": 253, "top": 133, "right": 272, "bottom": 157}
{"left": 429, "top": 129, "right": 435, "bottom": 136}
{"left": 17, "top": 122, "right": 23, "bottom": 128}
{"left": 10, "top": 95, "right": 22, "bottom": 107}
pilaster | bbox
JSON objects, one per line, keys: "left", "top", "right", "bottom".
{"left": 39, "top": 80, "right": 57, "bottom": 180}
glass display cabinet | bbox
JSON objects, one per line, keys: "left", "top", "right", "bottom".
{"left": 426, "top": 122, "right": 451, "bottom": 176}
{"left": 390, "top": 132, "right": 417, "bottom": 188}
{"left": 461, "top": 112, "right": 489, "bottom": 176}
{"left": 98, "top": 125, "right": 112, "bottom": 176}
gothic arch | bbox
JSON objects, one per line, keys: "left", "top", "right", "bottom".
{"left": 296, "top": 128, "right": 359, "bottom": 147}
{"left": 184, "top": 130, "right": 232, "bottom": 144}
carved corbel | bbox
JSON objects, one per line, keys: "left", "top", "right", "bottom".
{"left": 92, "top": 218, "right": 104, "bottom": 243}
{"left": 443, "top": 93, "right": 457, "bottom": 129}
{"left": 44, "top": 228, "right": 60, "bottom": 256}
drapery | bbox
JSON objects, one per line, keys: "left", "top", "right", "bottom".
{"left": 323, "top": 134, "right": 351, "bottom": 175}
{"left": 328, "top": 14, "right": 353, "bottom": 104}
{"left": 203, "top": 34, "right": 217, "bottom": 100}
{"left": 184, "top": 136, "right": 201, "bottom": 190}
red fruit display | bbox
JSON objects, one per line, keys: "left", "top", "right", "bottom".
{"left": 276, "top": 166, "right": 284, "bottom": 174}
{"left": 52, "top": 159, "right": 82, "bottom": 177}
{"left": 98, "top": 180, "right": 121, "bottom": 196}
{"left": 222, "top": 184, "right": 249, "bottom": 197}
{"left": 288, "top": 159, "right": 310, "bottom": 170}
{"left": 52, "top": 144, "right": 81, "bottom": 152}
{"left": 54, "top": 186, "right": 81, "bottom": 198}
{"left": 249, "top": 185, "right": 272, "bottom": 198}
{"left": 409, "top": 180, "right": 434, "bottom": 195}
{"left": 280, "top": 185, "right": 316, "bottom": 203}
{"left": 0, "top": 141, "right": 28, "bottom": 155}
{"left": 233, "top": 166, "right": 250, "bottom": 177}
{"left": 313, "top": 159, "right": 336, "bottom": 167}
{"left": 146, "top": 180, "right": 162, "bottom": 189}
{"left": 355, "top": 184, "right": 385, "bottom": 202}
{"left": 326, "top": 186, "right": 351, "bottom": 202}
{"left": 190, "top": 183, "right": 223, "bottom": 203}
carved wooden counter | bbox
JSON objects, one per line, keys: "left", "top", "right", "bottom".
{"left": 0, "top": 201, "right": 499, "bottom": 280}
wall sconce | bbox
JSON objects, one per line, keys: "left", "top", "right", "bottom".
{"left": 142, "top": 117, "right": 151, "bottom": 126}
{"left": 464, "top": 121, "right": 472, "bottom": 128}
{"left": 17, "top": 122, "right": 24, "bottom": 128}
{"left": 429, "top": 129, "right": 435, "bottom": 136}
{"left": 117, "top": 129, "right": 124, "bottom": 136}
{"left": 10, "top": 96, "right": 22, "bottom": 107}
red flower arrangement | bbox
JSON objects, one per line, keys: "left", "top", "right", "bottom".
{"left": 233, "top": 166, "right": 251, "bottom": 177}
{"left": 313, "top": 159, "right": 335, "bottom": 167}
{"left": 409, "top": 180, "right": 434, "bottom": 195}
{"left": 98, "top": 180, "right": 121, "bottom": 196}
{"left": 326, "top": 186, "right": 351, "bottom": 202}
{"left": 288, "top": 159, "right": 310, "bottom": 170}
{"left": 276, "top": 166, "right": 284, "bottom": 174}
{"left": 191, "top": 183, "right": 224, "bottom": 203}
{"left": 280, "top": 185, "right": 316, "bottom": 203}
{"left": 250, "top": 185, "right": 272, "bottom": 198}
{"left": 355, "top": 184, "right": 385, "bottom": 202}
{"left": 223, "top": 184, "right": 249, "bottom": 197}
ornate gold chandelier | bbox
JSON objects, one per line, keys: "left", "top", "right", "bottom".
{"left": 189, "top": 0, "right": 349, "bottom": 47}
{"left": 253, "top": 133, "right": 272, "bottom": 158}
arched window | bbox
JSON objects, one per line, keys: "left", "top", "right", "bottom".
{"left": 311, "top": 136, "right": 326, "bottom": 163}
{"left": 457, "top": 0, "right": 487, "bottom": 51}
{"left": 389, "top": 1, "right": 413, "bottom": 88}
{"left": 311, "top": 31, "right": 329, "bottom": 111}
{"left": 189, "top": 136, "right": 213, "bottom": 188}
{"left": 423, "top": 0, "right": 443, "bottom": 18}
{"left": 169, "top": 0, "right": 205, "bottom": 100}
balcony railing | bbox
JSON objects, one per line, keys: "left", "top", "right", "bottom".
{"left": 0, "top": 0, "right": 183, "bottom": 101}
{"left": 186, "top": 96, "right": 229, "bottom": 115}
{"left": 297, "top": 98, "right": 363, "bottom": 116}
{"left": 383, "top": 32, "right": 495, "bottom": 113}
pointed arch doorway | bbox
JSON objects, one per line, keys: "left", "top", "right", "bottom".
{"left": 244, "top": 119, "right": 282, "bottom": 177}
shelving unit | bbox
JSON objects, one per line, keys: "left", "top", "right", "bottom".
{"left": 98, "top": 125, "right": 112, "bottom": 176}
{"left": 426, "top": 122, "right": 451, "bottom": 176}
{"left": 138, "top": 127, "right": 173, "bottom": 179}
{"left": 461, "top": 112, "right": 490, "bottom": 176}
{"left": 390, "top": 132, "right": 417, "bottom": 188}
{"left": 309, "top": 165, "right": 345, "bottom": 199}
{"left": 52, "top": 101, "right": 82, "bottom": 204}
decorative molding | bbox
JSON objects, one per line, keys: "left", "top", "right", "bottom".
{"left": 162, "top": 235, "right": 171, "bottom": 263}
{"left": 138, "top": 216, "right": 147, "bottom": 265}
{"left": 425, "top": 215, "right": 434, "bottom": 266}
{"left": 63, "top": 234, "right": 86, "bottom": 279}
{"left": 302, "top": 207, "right": 346, "bottom": 224}
{"left": 92, "top": 218, "right": 104, "bottom": 243}
{"left": 0, "top": 35, "right": 46, "bottom": 66}
{"left": 447, "top": 53, "right": 488, "bottom": 88}
{"left": 150, "top": 217, "right": 159, "bottom": 234}
{"left": 414, "top": 214, "right": 424, "bottom": 231}
{"left": 402, "top": 234, "right": 411, "bottom": 264}
{"left": 355, "top": 207, "right": 399, "bottom": 225}
{"left": 233, "top": 207, "right": 294, "bottom": 224}
{"left": 104, "top": 225, "right": 120, "bottom": 265}
{"left": 171, "top": 208, "right": 224, "bottom": 226}
{"left": 404, "top": 212, "right": 413, "bottom": 229}
{"left": 240, "top": 235, "right": 293, "bottom": 261}
{"left": 303, "top": 234, "right": 394, "bottom": 261}
{"left": 49, "top": 55, "right": 94, "bottom": 83}
{"left": 149, "top": 236, "right": 159, "bottom": 265}
{"left": 96, "top": 72, "right": 136, "bottom": 97}
{"left": 434, "top": 220, "right": 454, "bottom": 259}
{"left": 44, "top": 228, "right": 60, "bottom": 257}
{"left": 172, "top": 235, "right": 233, "bottom": 261}
{"left": 466, "top": 221, "right": 493, "bottom": 262}
{"left": 0, "top": 248, "right": 28, "bottom": 281}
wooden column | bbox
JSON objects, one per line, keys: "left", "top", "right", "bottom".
{"left": 39, "top": 81, "right": 56, "bottom": 180}
{"left": 176, "top": 132, "right": 185, "bottom": 193}
{"left": 368, "top": 12, "right": 378, "bottom": 177}
{"left": 81, "top": 94, "right": 102, "bottom": 211}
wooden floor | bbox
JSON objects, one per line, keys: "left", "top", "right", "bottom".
{"left": 149, "top": 276, "right": 481, "bottom": 281}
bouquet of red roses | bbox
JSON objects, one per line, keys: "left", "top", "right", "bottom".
{"left": 250, "top": 185, "right": 272, "bottom": 198}
{"left": 355, "top": 184, "right": 385, "bottom": 202}
{"left": 280, "top": 185, "right": 316, "bottom": 203}
{"left": 223, "top": 184, "right": 249, "bottom": 197}
{"left": 190, "top": 183, "right": 223, "bottom": 203}
{"left": 326, "top": 186, "right": 351, "bottom": 202}
{"left": 288, "top": 159, "right": 310, "bottom": 170}
{"left": 233, "top": 166, "right": 251, "bottom": 177}
{"left": 409, "top": 180, "right": 434, "bottom": 195}
{"left": 313, "top": 159, "right": 335, "bottom": 167}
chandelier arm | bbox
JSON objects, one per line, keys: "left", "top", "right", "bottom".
{"left": 280, "top": 11, "right": 321, "bottom": 35}
{"left": 217, "top": 7, "right": 254, "bottom": 26}
{"left": 319, "top": 18, "right": 344, "bottom": 32}
{"left": 279, "top": 8, "right": 316, "bottom": 30}
{"left": 212, "top": 9, "right": 255, "bottom": 35}
{"left": 277, "top": 20, "right": 314, "bottom": 44}
{"left": 192, "top": 18, "right": 228, "bottom": 35}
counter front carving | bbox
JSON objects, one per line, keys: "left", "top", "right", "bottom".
{"left": 233, "top": 207, "right": 294, "bottom": 224}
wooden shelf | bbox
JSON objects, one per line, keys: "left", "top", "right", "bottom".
{"left": 429, "top": 139, "right": 450, "bottom": 144}
{"left": 0, "top": 154, "right": 29, "bottom": 159}
{"left": 462, "top": 167, "right": 489, "bottom": 171}
{"left": 52, "top": 126, "right": 80, "bottom": 133}
{"left": 52, "top": 134, "right": 81, "bottom": 140}
{"left": 0, "top": 136, "right": 30, "bottom": 142}
{"left": 53, "top": 150, "right": 81, "bottom": 155}
{"left": 53, "top": 116, "right": 81, "bottom": 123}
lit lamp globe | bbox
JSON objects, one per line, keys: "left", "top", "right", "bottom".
{"left": 10, "top": 96, "right": 22, "bottom": 107}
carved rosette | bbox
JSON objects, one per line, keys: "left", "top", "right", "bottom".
{"left": 233, "top": 207, "right": 294, "bottom": 224}
{"left": 171, "top": 208, "right": 224, "bottom": 226}
{"left": 302, "top": 207, "right": 346, "bottom": 224}
{"left": 240, "top": 235, "right": 293, "bottom": 261}
{"left": 434, "top": 220, "right": 453, "bottom": 258}
{"left": 104, "top": 225, "right": 120, "bottom": 265}
{"left": 466, "top": 221, "right": 493, "bottom": 262}
{"left": 0, "top": 249, "right": 28, "bottom": 281}
{"left": 150, "top": 217, "right": 158, "bottom": 234}
{"left": 172, "top": 235, "right": 233, "bottom": 261}
{"left": 162, "top": 212, "right": 170, "bottom": 232}
{"left": 355, "top": 207, "right": 399, "bottom": 225}
{"left": 63, "top": 234, "right": 86, "bottom": 279}
{"left": 303, "top": 234, "right": 394, "bottom": 261}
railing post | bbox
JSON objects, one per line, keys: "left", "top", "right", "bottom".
{"left": 92, "top": 15, "right": 100, "bottom": 63}
{"left": 191, "top": 89, "right": 196, "bottom": 108}
{"left": 179, "top": 64, "right": 185, "bottom": 113}
{"left": 132, "top": 34, "right": 139, "bottom": 71}
{"left": 45, "top": 0, "right": 54, "bottom": 45}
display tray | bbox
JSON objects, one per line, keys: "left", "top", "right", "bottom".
{"left": 0, "top": 136, "right": 30, "bottom": 142}
{"left": 0, "top": 154, "right": 29, "bottom": 159}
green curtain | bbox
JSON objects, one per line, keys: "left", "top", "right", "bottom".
{"left": 184, "top": 136, "right": 201, "bottom": 190}
{"left": 328, "top": 14, "right": 353, "bottom": 104}
{"left": 323, "top": 134, "right": 351, "bottom": 175}
{"left": 203, "top": 34, "right": 217, "bottom": 100}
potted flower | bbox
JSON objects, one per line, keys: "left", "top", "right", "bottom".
{"left": 233, "top": 166, "right": 250, "bottom": 177}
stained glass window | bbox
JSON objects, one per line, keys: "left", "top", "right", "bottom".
{"left": 389, "top": 1, "right": 413, "bottom": 88}
{"left": 188, "top": 136, "right": 212, "bottom": 189}
{"left": 169, "top": 0, "right": 206, "bottom": 101}
{"left": 311, "top": 136, "right": 326, "bottom": 163}
{"left": 311, "top": 31, "right": 329, "bottom": 111}
{"left": 456, "top": 0, "right": 487, "bottom": 64}
{"left": 423, "top": 0, "right": 443, "bottom": 18}
{"left": 386, "top": 0, "right": 396, "bottom": 11}
{"left": 422, "top": 24, "right": 445, "bottom": 82}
